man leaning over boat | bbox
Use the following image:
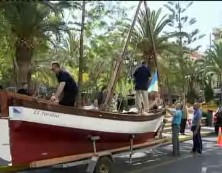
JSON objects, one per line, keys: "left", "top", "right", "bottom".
{"left": 50, "top": 61, "right": 78, "bottom": 107}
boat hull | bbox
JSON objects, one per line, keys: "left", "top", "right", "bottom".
{"left": 9, "top": 121, "right": 156, "bottom": 166}
{"left": 0, "top": 92, "right": 165, "bottom": 166}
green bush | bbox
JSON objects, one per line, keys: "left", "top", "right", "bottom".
{"left": 204, "top": 84, "right": 214, "bottom": 103}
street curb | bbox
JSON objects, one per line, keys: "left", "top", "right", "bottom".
{"left": 180, "top": 132, "right": 215, "bottom": 142}
{"left": 157, "top": 131, "right": 215, "bottom": 147}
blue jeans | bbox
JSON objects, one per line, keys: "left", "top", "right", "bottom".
{"left": 172, "top": 125, "right": 180, "bottom": 155}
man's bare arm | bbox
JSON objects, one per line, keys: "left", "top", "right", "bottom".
{"left": 166, "top": 108, "right": 174, "bottom": 116}
{"left": 55, "top": 82, "right": 66, "bottom": 99}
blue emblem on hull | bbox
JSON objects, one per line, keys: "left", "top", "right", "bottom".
{"left": 13, "top": 108, "right": 21, "bottom": 114}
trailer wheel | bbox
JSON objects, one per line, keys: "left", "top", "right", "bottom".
{"left": 94, "top": 156, "right": 113, "bottom": 173}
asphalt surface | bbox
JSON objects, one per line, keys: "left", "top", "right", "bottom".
{"left": 1, "top": 119, "right": 221, "bottom": 173}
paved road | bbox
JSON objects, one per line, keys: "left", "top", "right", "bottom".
{"left": 1, "top": 119, "right": 221, "bottom": 173}
{"left": 115, "top": 136, "right": 222, "bottom": 173}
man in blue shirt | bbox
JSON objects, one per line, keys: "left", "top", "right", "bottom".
{"left": 50, "top": 62, "right": 78, "bottom": 106}
{"left": 133, "top": 61, "right": 151, "bottom": 114}
{"left": 166, "top": 103, "right": 182, "bottom": 156}
{"left": 191, "top": 102, "right": 202, "bottom": 157}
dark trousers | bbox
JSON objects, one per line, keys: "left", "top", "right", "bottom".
{"left": 180, "top": 119, "right": 187, "bottom": 134}
{"left": 192, "top": 126, "right": 202, "bottom": 154}
{"left": 172, "top": 125, "right": 180, "bottom": 155}
{"left": 59, "top": 89, "right": 78, "bottom": 107}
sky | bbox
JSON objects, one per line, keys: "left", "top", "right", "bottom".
{"left": 121, "top": 1, "right": 222, "bottom": 53}
{"left": 64, "top": 1, "right": 222, "bottom": 53}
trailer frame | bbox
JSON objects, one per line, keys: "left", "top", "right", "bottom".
{"left": 0, "top": 135, "right": 169, "bottom": 173}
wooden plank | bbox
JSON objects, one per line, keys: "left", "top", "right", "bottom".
{"left": 30, "top": 138, "right": 169, "bottom": 168}
{"left": 30, "top": 152, "right": 94, "bottom": 168}
{"left": 0, "top": 92, "right": 9, "bottom": 117}
{"left": 0, "top": 117, "right": 9, "bottom": 120}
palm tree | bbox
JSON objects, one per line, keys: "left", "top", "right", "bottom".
{"left": 197, "top": 43, "right": 222, "bottom": 83}
{"left": 198, "top": 43, "right": 222, "bottom": 102}
{"left": 131, "top": 7, "right": 189, "bottom": 69}
{"left": 30, "top": 31, "right": 80, "bottom": 87}
{"left": 0, "top": 1, "right": 69, "bottom": 86}
{"left": 62, "top": 31, "right": 79, "bottom": 67}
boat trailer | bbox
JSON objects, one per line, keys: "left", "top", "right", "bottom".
{"left": 0, "top": 134, "right": 169, "bottom": 173}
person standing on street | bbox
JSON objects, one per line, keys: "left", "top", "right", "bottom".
{"left": 133, "top": 61, "right": 151, "bottom": 115}
{"left": 187, "top": 102, "right": 194, "bottom": 128}
{"left": 50, "top": 61, "right": 78, "bottom": 106}
{"left": 166, "top": 103, "right": 182, "bottom": 156}
{"left": 180, "top": 102, "right": 188, "bottom": 135}
{"left": 191, "top": 102, "right": 203, "bottom": 157}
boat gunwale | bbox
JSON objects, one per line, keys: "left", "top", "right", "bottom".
{"left": 2, "top": 91, "right": 165, "bottom": 122}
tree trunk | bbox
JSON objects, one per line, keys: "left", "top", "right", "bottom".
{"left": 77, "top": 0, "right": 86, "bottom": 107}
{"left": 166, "top": 77, "right": 172, "bottom": 104}
{"left": 12, "top": 57, "right": 17, "bottom": 86}
{"left": 15, "top": 39, "right": 33, "bottom": 87}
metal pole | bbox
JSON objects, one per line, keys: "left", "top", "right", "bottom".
{"left": 129, "top": 135, "right": 135, "bottom": 165}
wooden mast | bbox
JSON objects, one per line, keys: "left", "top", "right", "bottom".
{"left": 144, "top": 1, "right": 159, "bottom": 80}
{"left": 103, "top": 1, "right": 143, "bottom": 111}
{"left": 144, "top": 1, "right": 164, "bottom": 102}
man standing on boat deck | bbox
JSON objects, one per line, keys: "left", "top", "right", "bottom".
{"left": 50, "top": 61, "right": 78, "bottom": 106}
{"left": 133, "top": 61, "right": 151, "bottom": 114}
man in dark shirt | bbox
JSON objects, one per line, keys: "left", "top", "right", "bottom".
{"left": 96, "top": 85, "right": 107, "bottom": 109}
{"left": 50, "top": 62, "right": 78, "bottom": 106}
{"left": 133, "top": 61, "right": 151, "bottom": 114}
{"left": 17, "top": 83, "right": 30, "bottom": 96}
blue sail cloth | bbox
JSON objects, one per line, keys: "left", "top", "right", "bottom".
{"left": 148, "top": 71, "right": 158, "bottom": 93}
